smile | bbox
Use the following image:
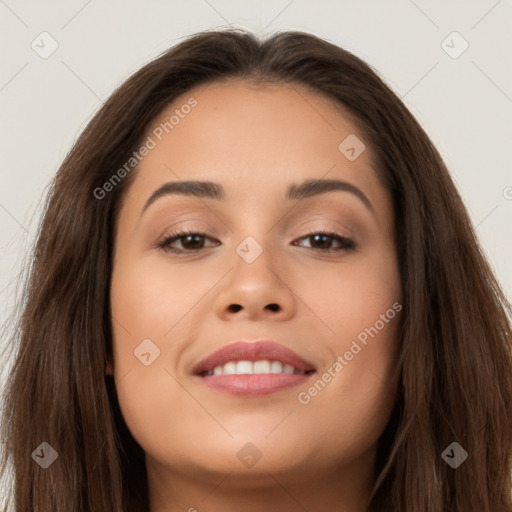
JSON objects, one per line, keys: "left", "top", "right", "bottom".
{"left": 192, "top": 340, "right": 317, "bottom": 396}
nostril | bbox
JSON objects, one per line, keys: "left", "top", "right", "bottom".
{"left": 229, "top": 304, "right": 242, "bottom": 312}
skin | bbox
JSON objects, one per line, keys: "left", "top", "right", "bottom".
{"left": 109, "top": 80, "right": 403, "bottom": 512}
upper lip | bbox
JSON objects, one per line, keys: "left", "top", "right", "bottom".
{"left": 192, "top": 340, "right": 317, "bottom": 375}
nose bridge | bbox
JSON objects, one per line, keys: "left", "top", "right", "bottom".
{"left": 230, "top": 230, "right": 281, "bottom": 283}
{"left": 226, "top": 195, "right": 296, "bottom": 281}
{"left": 227, "top": 194, "right": 274, "bottom": 254}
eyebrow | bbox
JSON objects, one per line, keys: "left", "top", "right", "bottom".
{"left": 140, "top": 178, "right": 375, "bottom": 217}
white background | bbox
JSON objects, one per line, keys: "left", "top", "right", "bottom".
{"left": 1, "top": 0, "right": 511, "bottom": 362}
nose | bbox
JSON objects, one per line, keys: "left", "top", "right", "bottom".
{"left": 213, "top": 241, "right": 297, "bottom": 322}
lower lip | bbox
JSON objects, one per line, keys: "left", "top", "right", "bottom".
{"left": 199, "top": 373, "right": 314, "bottom": 396}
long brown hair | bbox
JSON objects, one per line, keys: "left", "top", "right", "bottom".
{"left": 1, "top": 28, "right": 511, "bottom": 512}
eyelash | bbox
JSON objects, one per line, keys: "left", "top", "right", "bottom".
{"left": 156, "top": 228, "right": 356, "bottom": 254}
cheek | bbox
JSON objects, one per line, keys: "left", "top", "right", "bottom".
{"left": 109, "top": 259, "right": 194, "bottom": 459}
{"left": 290, "top": 246, "right": 401, "bottom": 452}
{"left": 299, "top": 242, "right": 401, "bottom": 345}
{"left": 110, "top": 254, "right": 210, "bottom": 355}
{"left": 109, "top": 254, "right": 221, "bottom": 450}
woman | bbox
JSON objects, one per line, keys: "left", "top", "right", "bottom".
{"left": 1, "top": 28, "right": 511, "bottom": 512}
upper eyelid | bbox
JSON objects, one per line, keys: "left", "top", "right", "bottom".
{"left": 161, "top": 226, "right": 353, "bottom": 242}
{"left": 159, "top": 216, "right": 355, "bottom": 236}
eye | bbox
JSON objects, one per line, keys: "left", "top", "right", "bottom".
{"left": 157, "top": 229, "right": 355, "bottom": 254}
{"left": 157, "top": 229, "right": 219, "bottom": 253}
{"left": 293, "top": 230, "right": 356, "bottom": 253}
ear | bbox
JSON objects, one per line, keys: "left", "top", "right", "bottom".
{"left": 105, "top": 358, "right": 113, "bottom": 376}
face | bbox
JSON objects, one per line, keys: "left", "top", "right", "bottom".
{"left": 109, "top": 80, "right": 402, "bottom": 502}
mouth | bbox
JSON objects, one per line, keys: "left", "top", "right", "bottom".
{"left": 192, "top": 340, "right": 317, "bottom": 396}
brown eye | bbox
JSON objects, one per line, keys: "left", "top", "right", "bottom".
{"left": 157, "top": 231, "right": 219, "bottom": 253}
{"left": 293, "top": 231, "right": 356, "bottom": 252}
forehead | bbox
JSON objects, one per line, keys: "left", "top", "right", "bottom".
{"left": 119, "top": 80, "right": 387, "bottom": 218}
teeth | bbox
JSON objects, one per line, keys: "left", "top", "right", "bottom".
{"left": 223, "top": 362, "right": 237, "bottom": 375}
{"left": 270, "top": 361, "right": 283, "bottom": 373}
{"left": 254, "top": 360, "right": 270, "bottom": 373}
{"left": 236, "top": 361, "right": 253, "bottom": 374}
{"left": 205, "top": 359, "right": 307, "bottom": 376}
{"left": 283, "top": 364, "right": 295, "bottom": 374}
